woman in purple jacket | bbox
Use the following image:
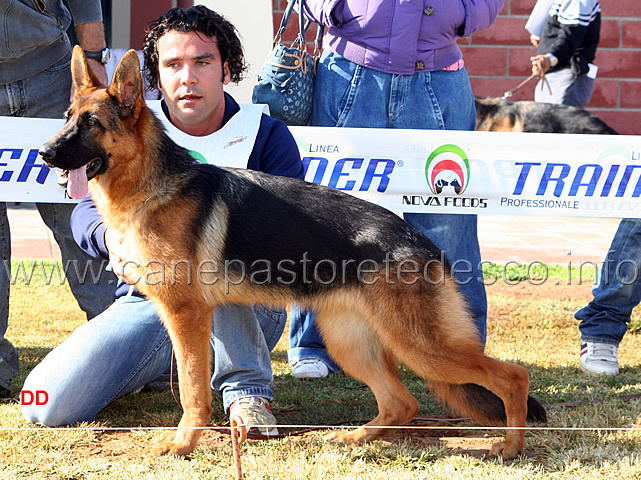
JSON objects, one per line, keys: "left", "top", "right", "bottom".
{"left": 289, "top": 0, "right": 504, "bottom": 379}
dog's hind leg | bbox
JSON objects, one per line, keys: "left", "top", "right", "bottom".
{"left": 427, "top": 355, "right": 531, "bottom": 458}
{"left": 371, "top": 281, "right": 534, "bottom": 459}
{"left": 150, "top": 302, "right": 215, "bottom": 457}
{"left": 314, "top": 307, "right": 420, "bottom": 443}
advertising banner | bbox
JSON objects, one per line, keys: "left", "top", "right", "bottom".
{"left": 290, "top": 126, "right": 641, "bottom": 218}
{"left": 2, "top": 116, "right": 640, "bottom": 218}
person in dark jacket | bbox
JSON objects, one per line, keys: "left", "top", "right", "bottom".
{"left": 530, "top": 0, "right": 601, "bottom": 107}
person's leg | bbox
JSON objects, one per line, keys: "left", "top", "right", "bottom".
{"left": 397, "top": 68, "right": 487, "bottom": 343}
{"left": 311, "top": 51, "right": 389, "bottom": 129}
{"left": 574, "top": 219, "right": 641, "bottom": 375}
{"left": 562, "top": 74, "right": 595, "bottom": 108}
{"left": 0, "top": 72, "right": 44, "bottom": 395}
{"left": 308, "top": 57, "right": 487, "bottom": 353}
{"left": 35, "top": 203, "right": 116, "bottom": 319}
{"left": 288, "top": 307, "right": 340, "bottom": 375}
{"left": 0, "top": 202, "right": 19, "bottom": 395}
{"left": 21, "top": 296, "right": 172, "bottom": 426}
{"left": 403, "top": 213, "right": 487, "bottom": 344}
{"left": 211, "top": 304, "right": 286, "bottom": 410}
{"left": 289, "top": 53, "right": 381, "bottom": 374}
{"left": 212, "top": 304, "right": 286, "bottom": 436}
{"left": 576, "top": 219, "right": 641, "bottom": 346}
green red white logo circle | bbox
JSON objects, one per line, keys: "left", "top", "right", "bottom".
{"left": 425, "top": 144, "right": 470, "bottom": 195}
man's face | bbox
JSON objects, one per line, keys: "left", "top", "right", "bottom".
{"left": 157, "top": 30, "right": 231, "bottom": 136}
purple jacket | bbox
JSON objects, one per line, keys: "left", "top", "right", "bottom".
{"left": 301, "top": 0, "right": 504, "bottom": 74}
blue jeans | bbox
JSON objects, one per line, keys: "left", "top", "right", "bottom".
{"left": 0, "top": 51, "right": 116, "bottom": 392}
{"left": 21, "top": 296, "right": 286, "bottom": 425}
{"left": 288, "top": 305, "right": 341, "bottom": 372}
{"left": 575, "top": 219, "right": 641, "bottom": 346}
{"left": 288, "top": 52, "right": 487, "bottom": 367}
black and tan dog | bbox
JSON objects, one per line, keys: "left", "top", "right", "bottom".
{"left": 476, "top": 96, "right": 618, "bottom": 134}
{"left": 40, "top": 48, "right": 546, "bottom": 458}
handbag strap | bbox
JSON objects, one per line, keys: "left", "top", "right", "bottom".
{"left": 275, "top": 0, "right": 323, "bottom": 51}
{"left": 312, "top": 20, "right": 324, "bottom": 56}
{"left": 296, "top": 0, "right": 306, "bottom": 46}
{"left": 275, "top": 0, "right": 303, "bottom": 41}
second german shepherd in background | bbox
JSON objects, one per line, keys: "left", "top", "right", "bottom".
{"left": 476, "top": 96, "right": 618, "bottom": 134}
{"left": 40, "top": 48, "right": 546, "bottom": 459}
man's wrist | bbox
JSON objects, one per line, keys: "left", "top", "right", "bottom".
{"left": 83, "top": 48, "right": 110, "bottom": 65}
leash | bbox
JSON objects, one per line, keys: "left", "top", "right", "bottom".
{"left": 230, "top": 416, "right": 246, "bottom": 480}
{"left": 502, "top": 58, "right": 552, "bottom": 100}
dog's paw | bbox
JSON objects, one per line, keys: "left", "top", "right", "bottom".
{"left": 489, "top": 440, "right": 522, "bottom": 460}
{"left": 151, "top": 431, "right": 193, "bottom": 457}
{"left": 323, "top": 428, "right": 367, "bottom": 443}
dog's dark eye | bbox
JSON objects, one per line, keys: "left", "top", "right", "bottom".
{"left": 87, "top": 118, "right": 96, "bottom": 127}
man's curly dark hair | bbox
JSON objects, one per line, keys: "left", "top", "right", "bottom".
{"left": 142, "top": 5, "right": 248, "bottom": 91}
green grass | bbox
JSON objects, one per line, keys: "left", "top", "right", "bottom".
{"left": 2, "top": 260, "right": 641, "bottom": 479}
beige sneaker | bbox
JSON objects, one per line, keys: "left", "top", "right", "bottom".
{"left": 229, "top": 397, "right": 278, "bottom": 437}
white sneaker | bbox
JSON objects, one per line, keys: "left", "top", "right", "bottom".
{"left": 580, "top": 342, "right": 619, "bottom": 375}
{"left": 291, "top": 358, "right": 329, "bottom": 379}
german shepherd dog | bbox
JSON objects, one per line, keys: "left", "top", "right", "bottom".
{"left": 475, "top": 96, "right": 618, "bottom": 134}
{"left": 40, "top": 47, "right": 546, "bottom": 458}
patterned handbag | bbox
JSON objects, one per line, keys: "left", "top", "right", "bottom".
{"left": 252, "top": 0, "right": 323, "bottom": 126}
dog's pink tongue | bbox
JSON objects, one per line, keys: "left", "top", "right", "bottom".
{"left": 67, "top": 166, "right": 89, "bottom": 199}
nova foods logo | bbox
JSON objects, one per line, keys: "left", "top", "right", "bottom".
{"left": 425, "top": 144, "right": 470, "bottom": 195}
{"left": 402, "top": 144, "right": 486, "bottom": 209}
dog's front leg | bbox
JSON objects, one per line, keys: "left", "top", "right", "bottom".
{"left": 151, "top": 303, "right": 215, "bottom": 457}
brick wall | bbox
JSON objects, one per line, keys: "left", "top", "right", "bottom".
{"left": 272, "top": 0, "right": 641, "bottom": 135}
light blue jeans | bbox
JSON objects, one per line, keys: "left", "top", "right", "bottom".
{"left": 288, "top": 52, "right": 487, "bottom": 369}
{"left": 21, "top": 295, "right": 286, "bottom": 425}
{"left": 575, "top": 219, "right": 641, "bottom": 346}
{"left": 0, "top": 51, "right": 116, "bottom": 393}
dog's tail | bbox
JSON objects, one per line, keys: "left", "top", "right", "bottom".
{"left": 584, "top": 114, "right": 619, "bottom": 135}
{"left": 431, "top": 383, "right": 547, "bottom": 425}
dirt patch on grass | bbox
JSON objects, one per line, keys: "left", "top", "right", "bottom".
{"left": 381, "top": 418, "right": 500, "bottom": 457}
{"left": 486, "top": 277, "right": 594, "bottom": 303}
{"left": 74, "top": 422, "right": 509, "bottom": 460}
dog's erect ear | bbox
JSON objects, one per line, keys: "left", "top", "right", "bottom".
{"left": 107, "top": 49, "right": 144, "bottom": 119}
{"left": 71, "top": 45, "right": 100, "bottom": 96}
